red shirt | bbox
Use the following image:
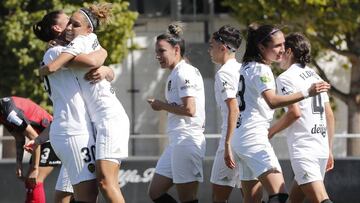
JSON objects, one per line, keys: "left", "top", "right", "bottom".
{"left": 0, "top": 96, "right": 52, "bottom": 133}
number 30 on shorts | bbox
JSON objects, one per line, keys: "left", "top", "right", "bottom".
{"left": 81, "top": 145, "right": 96, "bottom": 163}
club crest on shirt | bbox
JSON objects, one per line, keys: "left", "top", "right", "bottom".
{"left": 88, "top": 163, "right": 96, "bottom": 173}
{"left": 167, "top": 80, "right": 172, "bottom": 91}
{"left": 110, "top": 87, "right": 115, "bottom": 94}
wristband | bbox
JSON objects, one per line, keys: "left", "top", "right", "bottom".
{"left": 301, "top": 88, "right": 309, "bottom": 98}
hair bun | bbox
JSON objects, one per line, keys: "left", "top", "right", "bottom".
{"left": 167, "top": 22, "right": 185, "bottom": 36}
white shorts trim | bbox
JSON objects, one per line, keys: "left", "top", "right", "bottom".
{"left": 95, "top": 116, "right": 130, "bottom": 160}
{"left": 210, "top": 148, "right": 241, "bottom": 188}
{"left": 55, "top": 166, "right": 74, "bottom": 193}
{"left": 155, "top": 144, "right": 205, "bottom": 184}
{"left": 291, "top": 157, "right": 327, "bottom": 185}
{"left": 233, "top": 143, "right": 282, "bottom": 180}
{"left": 50, "top": 134, "right": 97, "bottom": 185}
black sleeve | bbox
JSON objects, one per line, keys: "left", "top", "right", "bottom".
{"left": 0, "top": 97, "right": 29, "bottom": 132}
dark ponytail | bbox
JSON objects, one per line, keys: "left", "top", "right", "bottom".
{"left": 33, "top": 10, "right": 64, "bottom": 42}
{"left": 285, "top": 33, "right": 311, "bottom": 68}
{"left": 242, "top": 23, "right": 281, "bottom": 63}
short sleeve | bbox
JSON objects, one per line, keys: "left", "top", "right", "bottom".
{"left": 42, "top": 46, "right": 63, "bottom": 65}
{"left": 0, "top": 98, "right": 28, "bottom": 132}
{"left": 253, "top": 65, "right": 276, "bottom": 94}
{"left": 177, "top": 67, "right": 201, "bottom": 98}
{"left": 62, "top": 35, "right": 87, "bottom": 56}
{"left": 215, "top": 71, "right": 237, "bottom": 101}
{"left": 276, "top": 75, "right": 296, "bottom": 96}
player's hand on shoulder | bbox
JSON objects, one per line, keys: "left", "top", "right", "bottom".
{"left": 308, "top": 81, "right": 330, "bottom": 97}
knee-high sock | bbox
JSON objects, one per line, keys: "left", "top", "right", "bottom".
{"left": 25, "top": 182, "right": 45, "bottom": 203}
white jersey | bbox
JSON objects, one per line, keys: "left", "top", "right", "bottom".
{"left": 276, "top": 64, "right": 329, "bottom": 159}
{"left": 165, "top": 60, "right": 205, "bottom": 146}
{"left": 232, "top": 62, "right": 276, "bottom": 147}
{"left": 42, "top": 46, "right": 93, "bottom": 136}
{"left": 214, "top": 58, "right": 241, "bottom": 150}
{"left": 62, "top": 33, "right": 128, "bottom": 122}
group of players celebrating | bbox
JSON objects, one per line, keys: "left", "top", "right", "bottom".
{"left": 0, "top": 2, "right": 334, "bottom": 203}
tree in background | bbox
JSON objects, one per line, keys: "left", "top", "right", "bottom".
{"left": 0, "top": 0, "right": 137, "bottom": 109}
{"left": 222, "top": 0, "right": 360, "bottom": 155}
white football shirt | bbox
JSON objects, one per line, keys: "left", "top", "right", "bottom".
{"left": 276, "top": 63, "right": 329, "bottom": 159}
{"left": 62, "top": 33, "right": 128, "bottom": 122}
{"left": 232, "top": 62, "right": 276, "bottom": 148}
{"left": 214, "top": 58, "right": 241, "bottom": 150}
{"left": 42, "top": 46, "right": 93, "bottom": 136}
{"left": 165, "top": 60, "right": 205, "bottom": 146}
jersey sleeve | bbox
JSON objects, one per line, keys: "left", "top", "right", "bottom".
{"left": 276, "top": 75, "right": 296, "bottom": 96}
{"left": 0, "top": 98, "right": 28, "bottom": 132}
{"left": 253, "top": 64, "right": 276, "bottom": 94}
{"left": 177, "top": 67, "right": 201, "bottom": 98}
{"left": 62, "top": 35, "right": 87, "bottom": 56}
{"left": 42, "top": 46, "right": 63, "bottom": 65}
{"left": 215, "top": 71, "right": 237, "bottom": 101}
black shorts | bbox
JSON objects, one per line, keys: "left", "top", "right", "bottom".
{"left": 29, "top": 142, "right": 61, "bottom": 167}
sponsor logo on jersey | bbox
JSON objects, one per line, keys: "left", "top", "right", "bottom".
{"left": 260, "top": 74, "right": 272, "bottom": 83}
{"left": 167, "top": 80, "right": 172, "bottom": 91}
{"left": 92, "top": 39, "right": 99, "bottom": 50}
{"left": 180, "top": 83, "right": 197, "bottom": 90}
{"left": 311, "top": 124, "right": 327, "bottom": 137}
{"left": 221, "top": 81, "right": 235, "bottom": 93}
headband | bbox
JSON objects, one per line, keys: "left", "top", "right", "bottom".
{"left": 215, "top": 33, "right": 237, "bottom": 52}
{"left": 259, "top": 28, "right": 280, "bottom": 44}
{"left": 80, "top": 8, "right": 94, "bottom": 31}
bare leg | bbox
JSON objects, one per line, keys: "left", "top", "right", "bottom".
{"left": 212, "top": 184, "right": 233, "bottom": 203}
{"left": 96, "top": 160, "right": 124, "bottom": 203}
{"left": 176, "top": 181, "right": 199, "bottom": 202}
{"left": 258, "top": 170, "right": 287, "bottom": 195}
{"left": 72, "top": 179, "right": 98, "bottom": 203}
{"left": 300, "top": 180, "right": 329, "bottom": 203}
{"left": 241, "top": 180, "right": 263, "bottom": 203}
{"left": 289, "top": 181, "right": 305, "bottom": 203}
{"left": 54, "top": 191, "right": 73, "bottom": 203}
{"left": 148, "top": 173, "right": 174, "bottom": 200}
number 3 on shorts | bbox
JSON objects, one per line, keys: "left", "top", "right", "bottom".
{"left": 81, "top": 145, "right": 96, "bottom": 163}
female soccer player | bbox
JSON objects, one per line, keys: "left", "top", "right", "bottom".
{"left": 208, "top": 25, "right": 263, "bottom": 203}
{"left": 0, "top": 96, "right": 72, "bottom": 203}
{"left": 147, "top": 22, "right": 206, "bottom": 203}
{"left": 33, "top": 9, "right": 113, "bottom": 202}
{"left": 224, "top": 24, "right": 330, "bottom": 203}
{"left": 38, "top": 4, "right": 130, "bottom": 203}
{"left": 268, "top": 33, "right": 334, "bottom": 203}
